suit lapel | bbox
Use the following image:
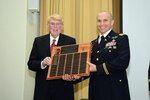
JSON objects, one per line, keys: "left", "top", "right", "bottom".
{"left": 92, "top": 36, "right": 99, "bottom": 52}
{"left": 44, "top": 34, "right": 50, "bottom": 56}
{"left": 57, "top": 34, "right": 64, "bottom": 46}
{"left": 94, "top": 33, "right": 113, "bottom": 50}
{"left": 105, "top": 30, "right": 116, "bottom": 42}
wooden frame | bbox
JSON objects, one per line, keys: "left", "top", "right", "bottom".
{"left": 47, "top": 43, "right": 91, "bottom": 80}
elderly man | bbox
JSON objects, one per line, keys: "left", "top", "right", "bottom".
{"left": 28, "top": 14, "right": 76, "bottom": 100}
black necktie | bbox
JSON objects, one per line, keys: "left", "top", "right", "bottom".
{"left": 99, "top": 36, "right": 105, "bottom": 48}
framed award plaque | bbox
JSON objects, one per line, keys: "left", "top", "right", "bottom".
{"left": 47, "top": 43, "right": 91, "bottom": 80}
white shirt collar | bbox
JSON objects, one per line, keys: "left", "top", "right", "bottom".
{"left": 50, "top": 34, "right": 60, "bottom": 45}
{"left": 99, "top": 29, "right": 112, "bottom": 38}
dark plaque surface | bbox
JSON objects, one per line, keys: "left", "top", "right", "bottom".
{"left": 61, "top": 45, "right": 78, "bottom": 54}
{"left": 47, "top": 43, "right": 91, "bottom": 80}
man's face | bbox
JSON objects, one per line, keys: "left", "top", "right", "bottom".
{"left": 96, "top": 12, "right": 114, "bottom": 34}
{"left": 48, "top": 19, "right": 63, "bottom": 37}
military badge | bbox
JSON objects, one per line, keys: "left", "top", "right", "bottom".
{"left": 105, "top": 36, "right": 118, "bottom": 49}
{"left": 105, "top": 41, "right": 116, "bottom": 49}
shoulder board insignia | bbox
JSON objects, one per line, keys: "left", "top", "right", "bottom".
{"left": 119, "top": 33, "right": 126, "bottom": 36}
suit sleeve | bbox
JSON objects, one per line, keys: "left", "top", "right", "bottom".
{"left": 97, "top": 35, "right": 130, "bottom": 75}
{"left": 27, "top": 38, "right": 43, "bottom": 72}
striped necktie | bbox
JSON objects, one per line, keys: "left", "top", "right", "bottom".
{"left": 50, "top": 39, "right": 56, "bottom": 52}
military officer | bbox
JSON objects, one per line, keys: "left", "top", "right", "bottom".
{"left": 87, "top": 11, "right": 131, "bottom": 100}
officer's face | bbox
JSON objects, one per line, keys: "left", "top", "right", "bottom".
{"left": 96, "top": 12, "right": 114, "bottom": 34}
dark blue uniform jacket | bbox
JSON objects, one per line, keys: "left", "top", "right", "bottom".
{"left": 89, "top": 30, "right": 131, "bottom": 100}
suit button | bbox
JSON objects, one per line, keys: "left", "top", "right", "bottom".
{"left": 119, "top": 80, "right": 122, "bottom": 82}
{"left": 96, "top": 58, "right": 99, "bottom": 61}
{"left": 97, "top": 51, "right": 99, "bottom": 53}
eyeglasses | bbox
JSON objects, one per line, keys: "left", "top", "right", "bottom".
{"left": 48, "top": 22, "right": 62, "bottom": 26}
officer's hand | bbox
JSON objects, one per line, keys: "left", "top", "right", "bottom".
{"left": 87, "top": 61, "right": 97, "bottom": 72}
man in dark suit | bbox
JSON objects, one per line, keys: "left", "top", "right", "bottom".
{"left": 87, "top": 11, "right": 131, "bottom": 100}
{"left": 28, "top": 14, "right": 76, "bottom": 100}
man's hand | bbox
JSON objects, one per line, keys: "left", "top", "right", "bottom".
{"left": 87, "top": 61, "right": 97, "bottom": 72}
{"left": 41, "top": 57, "right": 52, "bottom": 67}
{"left": 62, "top": 74, "right": 81, "bottom": 81}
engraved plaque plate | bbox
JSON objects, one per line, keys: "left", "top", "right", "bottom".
{"left": 47, "top": 43, "right": 91, "bottom": 80}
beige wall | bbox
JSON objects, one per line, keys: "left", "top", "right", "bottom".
{"left": 0, "top": 0, "right": 38, "bottom": 100}
{"left": 0, "top": 0, "right": 27, "bottom": 100}
{"left": 123, "top": 0, "right": 150, "bottom": 100}
{"left": 24, "top": 12, "right": 37, "bottom": 100}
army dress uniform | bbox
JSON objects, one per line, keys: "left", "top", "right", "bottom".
{"left": 89, "top": 30, "right": 131, "bottom": 100}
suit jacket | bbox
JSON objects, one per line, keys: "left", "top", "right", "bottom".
{"left": 89, "top": 30, "right": 131, "bottom": 100}
{"left": 28, "top": 33, "right": 76, "bottom": 100}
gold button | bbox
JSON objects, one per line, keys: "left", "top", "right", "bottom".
{"left": 96, "top": 58, "right": 99, "bottom": 61}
